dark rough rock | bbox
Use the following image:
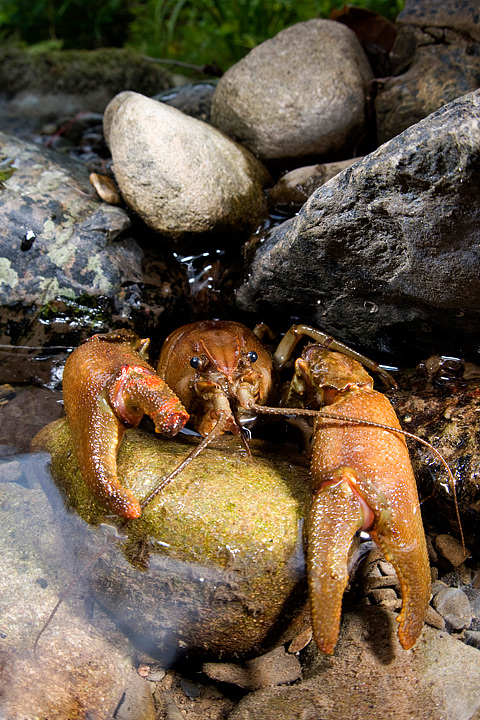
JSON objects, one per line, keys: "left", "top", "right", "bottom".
{"left": 0, "top": 46, "right": 171, "bottom": 135}
{"left": 395, "top": 0, "right": 480, "bottom": 44}
{"left": 229, "top": 607, "right": 480, "bottom": 720}
{"left": 236, "top": 90, "right": 480, "bottom": 364}
{"left": 376, "top": 0, "right": 480, "bottom": 142}
{"left": 154, "top": 82, "right": 217, "bottom": 123}
{"left": 389, "top": 362, "right": 480, "bottom": 543}
{"left": 376, "top": 44, "right": 480, "bottom": 144}
{"left": 32, "top": 419, "right": 311, "bottom": 662}
{"left": 0, "top": 131, "right": 187, "bottom": 384}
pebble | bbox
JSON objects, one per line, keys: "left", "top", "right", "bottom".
{"left": 435, "top": 534, "right": 470, "bottom": 567}
{"left": 433, "top": 587, "right": 473, "bottom": 631}
{"left": 180, "top": 679, "right": 201, "bottom": 698}
{"left": 368, "top": 588, "right": 402, "bottom": 611}
{"left": 203, "top": 646, "right": 302, "bottom": 691}
{"left": 425, "top": 605, "right": 446, "bottom": 630}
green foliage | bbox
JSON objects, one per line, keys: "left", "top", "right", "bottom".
{"left": 0, "top": 0, "right": 404, "bottom": 69}
{"left": 129, "top": 0, "right": 404, "bottom": 70}
{"left": 0, "top": 0, "right": 134, "bottom": 48}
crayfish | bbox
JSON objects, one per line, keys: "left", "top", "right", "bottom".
{"left": 62, "top": 320, "right": 454, "bottom": 655}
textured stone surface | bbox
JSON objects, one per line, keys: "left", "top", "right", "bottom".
{"left": 104, "top": 91, "right": 269, "bottom": 240}
{"left": 237, "top": 91, "right": 480, "bottom": 363}
{"left": 229, "top": 607, "right": 480, "bottom": 720}
{"left": 376, "top": 44, "right": 480, "bottom": 144}
{"left": 211, "top": 19, "right": 373, "bottom": 161}
{"left": 396, "top": 0, "right": 480, "bottom": 42}
{"left": 376, "top": 0, "right": 480, "bottom": 142}
{"left": 0, "top": 130, "right": 188, "bottom": 383}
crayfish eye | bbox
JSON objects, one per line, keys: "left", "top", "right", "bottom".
{"left": 247, "top": 350, "right": 258, "bottom": 363}
{"left": 190, "top": 356, "right": 202, "bottom": 369}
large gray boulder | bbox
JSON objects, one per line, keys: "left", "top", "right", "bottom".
{"left": 211, "top": 19, "right": 373, "bottom": 162}
{"left": 103, "top": 91, "right": 269, "bottom": 241}
{"left": 236, "top": 90, "right": 480, "bottom": 362}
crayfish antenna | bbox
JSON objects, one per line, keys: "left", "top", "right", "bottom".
{"left": 141, "top": 412, "right": 229, "bottom": 511}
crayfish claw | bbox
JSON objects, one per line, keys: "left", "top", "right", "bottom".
{"left": 370, "top": 510, "right": 431, "bottom": 650}
{"left": 307, "top": 476, "right": 365, "bottom": 654}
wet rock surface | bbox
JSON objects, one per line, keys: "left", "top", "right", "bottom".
{"left": 229, "top": 608, "right": 480, "bottom": 720}
{"left": 389, "top": 359, "right": 480, "bottom": 542}
{"left": 0, "top": 130, "right": 189, "bottom": 383}
{"left": 237, "top": 90, "right": 480, "bottom": 363}
{"left": 104, "top": 91, "right": 270, "bottom": 241}
{"left": 1, "top": 381, "right": 479, "bottom": 719}
{"left": 211, "top": 19, "right": 373, "bottom": 162}
{"left": 32, "top": 418, "right": 311, "bottom": 661}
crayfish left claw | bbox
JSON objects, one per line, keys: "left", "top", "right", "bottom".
{"left": 308, "top": 460, "right": 431, "bottom": 654}
{"left": 63, "top": 331, "right": 189, "bottom": 519}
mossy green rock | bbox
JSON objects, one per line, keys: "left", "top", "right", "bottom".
{"left": 32, "top": 418, "right": 311, "bottom": 661}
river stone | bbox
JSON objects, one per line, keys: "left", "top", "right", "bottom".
{"left": 31, "top": 418, "right": 311, "bottom": 661}
{"left": 210, "top": 19, "right": 373, "bottom": 162}
{"left": 268, "top": 158, "right": 362, "bottom": 213}
{"left": 103, "top": 91, "right": 269, "bottom": 241}
{"left": 236, "top": 90, "right": 480, "bottom": 363}
{"left": 395, "top": 0, "right": 480, "bottom": 44}
{"left": 376, "top": 0, "right": 480, "bottom": 142}
{"left": 376, "top": 42, "right": 480, "bottom": 144}
{"left": 229, "top": 607, "right": 480, "bottom": 720}
{"left": 0, "top": 131, "right": 187, "bottom": 384}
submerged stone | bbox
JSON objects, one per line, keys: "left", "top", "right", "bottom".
{"left": 32, "top": 418, "right": 311, "bottom": 661}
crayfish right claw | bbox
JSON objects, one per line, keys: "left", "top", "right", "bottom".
{"left": 307, "top": 475, "right": 365, "bottom": 655}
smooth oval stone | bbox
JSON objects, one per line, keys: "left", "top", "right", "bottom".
{"left": 32, "top": 418, "right": 311, "bottom": 661}
{"left": 103, "top": 91, "right": 270, "bottom": 241}
{"left": 211, "top": 19, "right": 373, "bottom": 161}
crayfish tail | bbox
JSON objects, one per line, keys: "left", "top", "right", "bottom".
{"left": 307, "top": 479, "right": 365, "bottom": 654}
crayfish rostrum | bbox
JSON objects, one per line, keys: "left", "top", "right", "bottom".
{"left": 61, "top": 320, "right": 433, "bottom": 655}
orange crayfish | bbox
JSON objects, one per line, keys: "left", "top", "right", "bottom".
{"left": 251, "top": 324, "right": 432, "bottom": 654}
{"left": 156, "top": 320, "right": 434, "bottom": 654}
{"left": 62, "top": 320, "right": 448, "bottom": 655}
